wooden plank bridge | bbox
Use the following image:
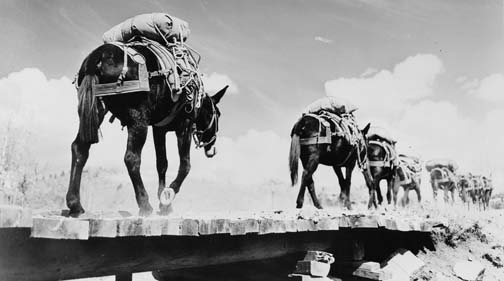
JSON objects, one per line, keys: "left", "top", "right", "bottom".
{"left": 0, "top": 205, "right": 438, "bottom": 281}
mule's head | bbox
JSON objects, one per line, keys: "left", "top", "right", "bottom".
{"left": 194, "top": 86, "right": 228, "bottom": 158}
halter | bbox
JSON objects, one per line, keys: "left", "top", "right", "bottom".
{"left": 193, "top": 97, "right": 218, "bottom": 149}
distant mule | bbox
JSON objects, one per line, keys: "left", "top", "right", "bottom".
{"left": 395, "top": 156, "right": 422, "bottom": 207}
{"left": 429, "top": 167, "right": 457, "bottom": 204}
{"left": 66, "top": 43, "right": 227, "bottom": 217}
{"left": 366, "top": 138, "right": 398, "bottom": 208}
{"left": 457, "top": 174, "right": 473, "bottom": 209}
{"left": 289, "top": 113, "right": 371, "bottom": 210}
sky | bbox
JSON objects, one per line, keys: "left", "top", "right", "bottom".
{"left": 0, "top": 0, "right": 504, "bottom": 197}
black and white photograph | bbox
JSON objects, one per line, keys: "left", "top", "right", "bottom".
{"left": 0, "top": 1, "right": 503, "bottom": 280}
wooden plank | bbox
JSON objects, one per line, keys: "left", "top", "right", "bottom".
{"left": 244, "top": 218, "right": 260, "bottom": 234}
{"left": 143, "top": 217, "right": 163, "bottom": 236}
{"left": 161, "top": 218, "right": 181, "bottom": 235}
{"left": 395, "top": 219, "right": 411, "bottom": 232}
{"left": 117, "top": 218, "right": 143, "bottom": 237}
{"left": 208, "top": 218, "right": 230, "bottom": 234}
{"left": 180, "top": 219, "right": 199, "bottom": 236}
{"left": 284, "top": 219, "right": 298, "bottom": 232}
{"left": 352, "top": 216, "right": 379, "bottom": 228}
{"left": 197, "top": 218, "right": 212, "bottom": 235}
{"left": 31, "top": 217, "right": 89, "bottom": 240}
{"left": 384, "top": 218, "right": 398, "bottom": 231}
{"left": 259, "top": 219, "right": 287, "bottom": 234}
{"left": 338, "top": 216, "right": 351, "bottom": 228}
{"left": 0, "top": 205, "right": 32, "bottom": 228}
{"left": 89, "top": 218, "right": 118, "bottom": 238}
{"left": 229, "top": 219, "right": 247, "bottom": 236}
{"left": 315, "top": 218, "right": 339, "bottom": 231}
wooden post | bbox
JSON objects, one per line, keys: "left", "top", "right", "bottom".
{"left": 116, "top": 273, "right": 132, "bottom": 281}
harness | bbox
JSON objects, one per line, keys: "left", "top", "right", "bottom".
{"left": 298, "top": 112, "right": 368, "bottom": 170}
{"left": 192, "top": 98, "right": 218, "bottom": 149}
{"left": 367, "top": 140, "right": 397, "bottom": 168}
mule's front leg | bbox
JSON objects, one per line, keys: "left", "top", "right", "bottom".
{"left": 66, "top": 136, "right": 91, "bottom": 217}
{"left": 153, "top": 127, "right": 168, "bottom": 204}
{"left": 161, "top": 121, "right": 192, "bottom": 210}
{"left": 125, "top": 123, "right": 153, "bottom": 216}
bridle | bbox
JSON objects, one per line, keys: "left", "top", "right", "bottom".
{"left": 193, "top": 97, "right": 218, "bottom": 149}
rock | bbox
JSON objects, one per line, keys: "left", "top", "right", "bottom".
{"left": 482, "top": 253, "right": 503, "bottom": 268}
{"left": 453, "top": 261, "right": 485, "bottom": 281}
{"left": 294, "top": 261, "right": 331, "bottom": 277}
{"left": 382, "top": 249, "right": 425, "bottom": 281}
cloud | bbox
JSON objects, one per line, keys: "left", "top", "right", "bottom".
{"left": 474, "top": 73, "right": 504, "bottom": 102}
{"left": 324, "top": 54, "right": 444, "bottom": 120}
{"left": 202, "top": 72, "right": 239, "bottom": 95}
{"left": 0, "top": 68, "right": 78, "bottom": 169}
{"left": 323, "top": 55, "right": 504, "bottom": 194}
{"left": 314, "top": 36, "right": 333, "bottom": 44}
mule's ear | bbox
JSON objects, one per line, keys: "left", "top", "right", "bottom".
{"left": 211, "top": 85, "right": 228, "bottom": 104}
{"left": 361, "top": 123, "right": 371, "bottom": 136}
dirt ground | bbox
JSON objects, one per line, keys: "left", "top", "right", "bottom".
{"left": 408, "top": 204, "right": 504, "bottom": 281}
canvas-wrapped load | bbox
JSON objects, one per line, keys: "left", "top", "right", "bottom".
{"left": 303, "top": 96, "right": 358, "bottom": 115}
{"left": 399, "top": 154, "right": 422, "bottom": 173}
{"left": 103, "top": 13, "right": 190, "bottom": 44}
{"left": 367, "top": 126, "right": 396, "bottom": 144}
{"left": 425, "top": 158, "right": 458, "bottom": 173}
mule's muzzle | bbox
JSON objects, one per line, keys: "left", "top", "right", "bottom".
{"left": 205, "top": 146, "right": 216, "bottom": 158}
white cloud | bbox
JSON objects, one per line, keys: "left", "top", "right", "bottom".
{"left": 314, "top": 36, "right": 333, "bottom": 44}
{"left": 323, "top": 55, "right": 504, "bottom": 194}
{"left": 202, "top": 72, "right": 239, "bottom": 95}
{"left": 474, "top": 73, "right": 504, "bottom": 102}
{"left": 324, "top": 54, "right": 444, "bottom": 120}
{"left": 0, "top": 68, "right": 78, "bottom": 169}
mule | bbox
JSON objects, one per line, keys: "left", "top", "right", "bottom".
{"left": 366, "top": 140, "right": 398, "bottom": 207}
{"left": 429, "top": 167, "right": 456, "bottom": 204}
{"left": 457, "top": 175, "right": 473, "bottom": 209}
{"left": 66, "top": 43, "right": 227, "bottom": 217}
{"left": 395, "top": 166, "right": 422, "bottom": 207}
{"left": 481, "top": 177, "right": 493, "bottom": 210}
{"left": 289, "top": 113, "right": 371, "bottom": 210}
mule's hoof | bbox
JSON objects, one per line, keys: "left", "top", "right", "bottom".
{"left": 158, "top": 204, "right": 174, "bottom": 216}
{"left": 296, "top": 204, "right": 303, "bottom": 209}
{"left": 159, "top": 188, "right": 175, "bottom": 206}
{"left": 68, "top": 205, "right": 85, "bottom": 218}
{"left": 315, "top": 204, "right": 323, "bottom": 210}
{"left": 139, "top": 205, "right": 154, "bottom": 217}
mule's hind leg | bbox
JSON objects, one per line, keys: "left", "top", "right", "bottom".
{"left": 125, "top": 123, "right": 153, "bottom": 216}
{"left": 387, "top": 177, "right": 397, "bottom": 205}
{"left": 334, "top": 166, "right": 354, "bottom": 210}
{"left": 307, "top": 178, "right": 322, "bottom": 209}
{"left": 66, "top": 137, "right": 91, "bottom": 217}
{"left": 298, "top": 154, "right": 320, "bottom": 208}
{"left": 66, "top": 108, "right": 106, "bottom": 217}
{"left": 296, "top": 183, "right": 307, "bottom": 209}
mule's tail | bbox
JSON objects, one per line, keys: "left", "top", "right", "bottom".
{"left": 289, "top": 134, "right": 301, "bottom": 186}
{"left": 77, "top": 74, "right": 100, "bottom": 144}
